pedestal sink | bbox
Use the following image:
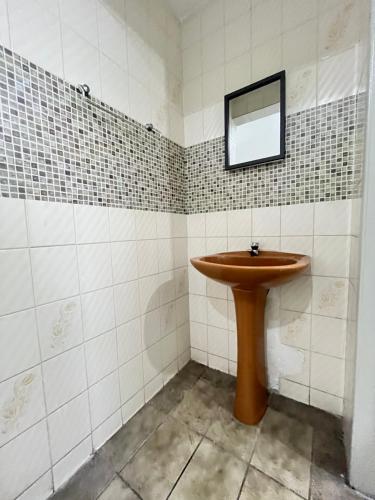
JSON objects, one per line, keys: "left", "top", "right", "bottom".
{"left": 190, "top": 250, "right": 310, "bottom": 425}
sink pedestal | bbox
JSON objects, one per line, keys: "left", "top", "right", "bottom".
{"left": 232, "top": 287, "right": 268, "bottom": 425}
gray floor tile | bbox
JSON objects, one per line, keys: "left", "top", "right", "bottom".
{"left": 171, "top": 379, "right": 218, "bottom": 434}
{"left": 201, "top": 366, "right": 236, "bottom": 390}
{"left": 97, "top": 476, "right": 140, "bottom": 500}
{"left": 239, "top": 466, "right": 302, "bottom": 500}
{"left": 269, "top": 393, "right": 340, "bottom": 434}
{"left": 121, "top": 416, "right": 201, "bottom": 500}
{"left": 53, "top": 453, "right": 115, "bottom": 500}
{"left": 149, "top": 375, "right": 192, "bottom": 414}
{"left": 251, "top": 407, "right": 313, "bottom": 499}
{"left": 206, "top": 389, "right": 258, "bottom": 461}
{"left": 310, "top": 464, "right": 360, "bottom": 500}
{"left": 99, "top": 404, "right": 167, "bottom": 472}
{"left": 169, "top": 438, "right": 247, "bottom": 500}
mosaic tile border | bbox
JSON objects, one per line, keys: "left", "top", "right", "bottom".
{"left": 185, "top": 94, "right": 366, "bottom": 213}
{"left": 0, "top": 46, "right": 185, "bottom": 213}
{"left": 0, "top": 45, "right": 366, "bottom": 215}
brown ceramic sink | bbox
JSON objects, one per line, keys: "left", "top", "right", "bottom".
{"left": 191, "top": 250, "right": 310, "bottom": 289}
{"left": 190, "top": 250, "right": 310, "bottom": 425}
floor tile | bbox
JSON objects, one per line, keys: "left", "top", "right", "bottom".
{"left": 206, "top": 390, "right": 258, "bottom": 461}
{"left": 97, "top": 476, "right": 140, "bottom": 500}
{"left": 52, "top": 453, "right": 114, "bottom": 500}
{"left": 269, "top": 393, "right": 339, "bottom": 433}
{"left": 149, "top": 375, "right": 193, "bottom": 414}
{"left": 121, "top": 416, "right": 201, "bottom": 499}
{"left": 310, "top": 464, "right": 359, "bottom": 500}
{"left": 171, "top": 379, "right": 218, "bottom": 434}
{"left": 201, "top": 366, "right": 236, "bottom": 390}
{"left": 239, "top": 466, "right": 302, "bottom": 500}
{"left": 99, "top": 404, "right": 166, "bottom": 472}
{"left": 251, "top": 408, "right": 313, "bottom": 499}
{"left": 169, "top": 438, "right": 247, "bottom": 500}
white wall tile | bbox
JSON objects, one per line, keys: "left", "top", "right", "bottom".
{"left": 252, "top": 207, "right": 281, "bottom": 236}
{"left": 0, "top": 366, "right": 45, "bottom": 447}
{"left": 311, "top": 352, "right": 344, "bottom": 397}
{"left": 145, "top": 373, "right": 163, "bottom": 402}
{"left": 137, "top": 239, "right": 159, "bottom": 277}
{"left": 109, "top": 208, "right": 136, "bottom": 242}
{"left": 143, "top": 342, "right": 162, "bottom": 384}
{"left": 26, "top": 201, "right": 75, "bottom": 246}
{"left": 161, "top": 331, "right": 177, "bottom": 368}
{"left": 314, "top": 201, "right": 351, "bottom": 235}
{"left": 208, "top": 353, "right": 228, "bottom": 373}
{"left": 157, "top": 238, "right": 174, "bottom": 272}
{"left": 17, "top": 471, "right": 52, "bottom": 500}
{"left": 228, "top": 209, "right": 252, "bottom": 237}
{"left": 312, "top": 236, "right": 350, "bottom": 277}
{"left": 81, "top": 287, "right": 115, "bottom": 340}
{"left": 37, "top": 297, "right": 83, "bottom": 361}
{"left": 52, "top": 436, "right": 92, "bottom": 490}
{"left": 138, "top": 275, "right": 159, "bottom": 314}
{"left": 117, "top": 317, "right": 142, "bottom": 366}
{"left": 280, "top": 275, "right": 312, "bottom": 313}
{"left": 252, "top": 0, "right": 282, "bottom": 47}
{"left": 74, "top": 206, "right": 109, "bottom": 244}
{"left": 279, "top": 378, "right": 309, "bottom": 405}
{"left": 0, "top": 309, "right": 40, "bottom": 382}
{"left": 92, "top": 410, "right": 122, "bottom": 451}
{"left": 311, "top": 315, "right": 346, "bottom": 358}
{"left": 0, "top": 198, "right": 28, "bottom": 249}
{"left": 207, "top": 297, "right": 228, "bottom": 329}
{"left": 135, "top": 210, "right": 157, "bottom": 240}
{"left": 114, "top": 280, "right": 140, "bottom": 325}
{"left": 89, "top": 370, "right": 120, "bottom": 429}
{"left": 281, "top": 203, "right": 314, "bottom": 236}
{"left": 48, "top": 392, "right": 91, "bottom": 464}
{"left": 207, "top": 325, "right": 228, "bottom": 358}
{"left": 0, "top": 249, "right": 34, "bottom": 315}
{"left": 121, "top": 389, "right": 144, "bottom": 424}
{"left": 31, "top": 246, "right": 79, "bottom": 305}
{"left": 43, "top": 346, "right": 87, "bottom": 413}
{"left": 160, "top": 301, "right": 176, "bottom": 337}
{"left": 85, "top": 329, "right": 118, "bottom": 386}
{"left": 141, "top": 308, "right": 161, "bottom": 349}
{"left": 189, "top": 294, "right": 207, "bottom": 324}
{"left": 77, "top": 243, "right": 112, "bottom": 293}
{"left": 8, "top": 0, "right": 63, "bottom": 77}
{"left": 111, "top": 241, "right": 138, "bottom": 283}
{"left": 0, "top": 420, "right": 51, "bottom": 500}
{"left": 310, "top": 388, "right": 343, "bottom": 415}
{"left": 280, "top": 310, "right": 311, "bottom": 350}
{"left": 312, "top": 276, "right": 348, "bottom": 318}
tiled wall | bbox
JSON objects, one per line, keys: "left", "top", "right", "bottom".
{"left": 185, "top": 94, "right": 362, "bottom": 213}
{"left": 187, "top": 200, "right": 352, "bottom": 416}
{"left": 0, "top": 46, "right": 185, "bottom": 212}
{"left": 0, "top": 0, "right": 184, "bottom": 145}
{"left": 0, "top": 199, "right": 189, "bottom": 499}
{"left": 182, "top": 0, "right": 369, "bottom": 145}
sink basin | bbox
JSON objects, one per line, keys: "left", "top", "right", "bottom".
{"left": 191, "top": 250, "right": 310, "bottom": 425}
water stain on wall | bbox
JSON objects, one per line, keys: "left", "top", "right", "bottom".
{"left": 325, "top": 1, "right": 354, "bottom": 52}
{"left": 50, "top": 302, "right": 77, "bottom": 351}
{"left": 1, "top": 373, "right": 35, "bottom": 434}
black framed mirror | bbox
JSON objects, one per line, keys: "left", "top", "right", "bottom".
{"left": 224, "top": 71, "right": 286, "bottom": 170}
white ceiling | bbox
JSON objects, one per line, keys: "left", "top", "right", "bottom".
{"left": 167, "top": 0, "right": 209, "bottom": 21}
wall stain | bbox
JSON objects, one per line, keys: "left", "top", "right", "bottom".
{"left": 1, "top": 373, "right": 35, "bottom": 434}
{"left": 50, "top": 301, "right": 77, "bottom": 350}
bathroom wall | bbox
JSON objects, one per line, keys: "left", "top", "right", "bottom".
{"left": 0, "top": 1, "right": 189, "bottom": 496}
{"left": 182, "top": 0, "right": 369, "bottom": 144}
{"left": 183, "top": 0, "right": 371, "bottom": 417}
{"left": 0, "top": 0, "right": 184, "bottom": 145}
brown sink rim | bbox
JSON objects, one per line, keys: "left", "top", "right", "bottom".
{"left": 191, "top": 250, "right": 310, "bottom": 271}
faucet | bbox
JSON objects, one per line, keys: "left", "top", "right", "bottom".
{"left": 249, "top": 242, "right": 259, "bottom": 256}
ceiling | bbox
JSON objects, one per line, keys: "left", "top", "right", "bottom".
{"left": 166, "top": 0, "right": 209, "bottom": 21}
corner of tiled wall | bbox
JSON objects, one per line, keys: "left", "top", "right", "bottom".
{"left": 0, "top": 199, "right": 190, "bottom": 498}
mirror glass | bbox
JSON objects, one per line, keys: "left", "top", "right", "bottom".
{"left": 225, "top": 71, "right": 285, "bottom": 170}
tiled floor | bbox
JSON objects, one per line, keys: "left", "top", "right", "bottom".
{"left": 52, "top": 362, "right": 361, "bottom": 500}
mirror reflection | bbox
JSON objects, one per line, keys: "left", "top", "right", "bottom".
{"left": 225, "top": 71, "right": 285, "bottom": 170}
